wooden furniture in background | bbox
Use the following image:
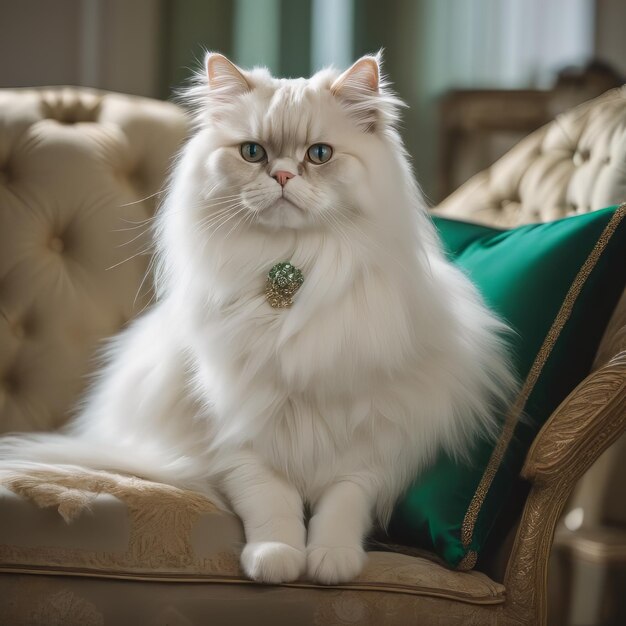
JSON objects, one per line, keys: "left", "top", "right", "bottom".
{"left": 438, "top": 61, "right": 625, "bottom": 200}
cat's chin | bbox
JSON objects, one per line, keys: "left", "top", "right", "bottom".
{"left": 255, "top": 198, "right": 310, "bottom": 230}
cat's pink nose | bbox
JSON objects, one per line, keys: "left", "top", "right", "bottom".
{"left": 273, "top": 170, "right": 295, "bottom": 187}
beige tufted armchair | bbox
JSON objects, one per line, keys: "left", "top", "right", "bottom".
{"left": 0, "top": 86, "right": 625, "bottom": 626}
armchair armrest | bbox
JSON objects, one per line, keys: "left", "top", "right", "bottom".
{"left": 502, "top": 352, "right": 626, "bottom": 626}
{"left": 522, "top": 352, "right": 626, "bottom": 484}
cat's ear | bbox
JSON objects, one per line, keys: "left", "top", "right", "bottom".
{"left": 331, "top": 56, "right": 379, "bottom": 96}
{"left": 330, "top": 55, "right": 381, "bottom": 131}
{"left": 205, "top": 53, "right": 250, "bottom": 97}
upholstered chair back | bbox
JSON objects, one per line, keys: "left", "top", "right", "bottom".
{"left": 0, "top": 88, "right": 187, "bottom": 434}
{"left": 435, "top": 85, "right": 626, "bottom": 230}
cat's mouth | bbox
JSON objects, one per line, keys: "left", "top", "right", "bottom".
{"left": 256, "top": 197, "right": 307, "bottom": 229}
{"left": 274, "top": 196, "right": 303, "bottom": 212}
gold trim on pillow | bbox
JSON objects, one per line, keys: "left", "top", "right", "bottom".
{"left": 458, "top": 203, "right": 626, "bottom": 568}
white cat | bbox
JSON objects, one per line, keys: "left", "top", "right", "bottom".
{"left": 0, "top": 53, "right": 516, "bottom": 584}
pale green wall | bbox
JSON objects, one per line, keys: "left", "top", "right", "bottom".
{"left": 353, "top": 0, "right": 434, "bottom": 200}
{"left": 234, "top": 0, "right": 311, "bottom": 77}
{"left": 233, "top": 0, "right": 281, "bottom": 72}
{"left": 160, "top": 0, "right": 235, "bottom": 96}
{"left": 161, "top": 0, "right": 311, "bottom": 93}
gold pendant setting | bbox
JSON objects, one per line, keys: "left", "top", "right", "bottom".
{"left": 265, "top": 261, "right": 304, "bottom": 308}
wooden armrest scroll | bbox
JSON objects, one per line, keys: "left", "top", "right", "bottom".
{"left": 522, "top": 352, "right": 626, "bottom": 484}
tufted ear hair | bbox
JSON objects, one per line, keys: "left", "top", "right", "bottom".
{"left": 331, "top": 55, "right": 383, "bottom": 131}
{"left": 205, "top": 53, "right": 251, "bottom": 98}
{"left": 331, "top": 56, "right": 379, "bottom": 96}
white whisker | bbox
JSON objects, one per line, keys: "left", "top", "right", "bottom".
{"left": 119, "top": 190, "right": 163, "bottom": 208}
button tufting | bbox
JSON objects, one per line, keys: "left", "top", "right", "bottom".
{"left": 0, "top": 87, "right": 189, "bottom": 434}
{"left": 49, "top": 237, "right": 65, "bottom": 253}
{"left": 40, "top": 90, "right": 103, "bottom": 124}
{"left": 573, "top": 149, "right": 591, "bottom": 166}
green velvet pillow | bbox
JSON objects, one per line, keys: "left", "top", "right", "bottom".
{"left": 389, "top": 204, "right": 626, "bottom": 570}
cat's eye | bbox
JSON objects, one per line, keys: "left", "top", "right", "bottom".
{"left": 307, "top": 143, "right": 333, "bottom": 164}
{"left": 240, "top": 142, "right": 267, "bottom": 163}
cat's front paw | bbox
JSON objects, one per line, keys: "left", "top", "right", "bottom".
{"left": 307, "top": 545, "right": 367, "bottom": 584}
{"left": 241, "top": 541, "right": 306, "bottom": 583}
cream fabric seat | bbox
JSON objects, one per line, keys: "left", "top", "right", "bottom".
{"left": 0, "top": 471, "right": 504, "bottom": 626}
{"left": 0, "top": 86, "right": 624, "bottom": 626}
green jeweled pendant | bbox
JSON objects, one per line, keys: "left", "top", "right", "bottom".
{"left": 265, "top": 261, "right": 304, "bottom": 308}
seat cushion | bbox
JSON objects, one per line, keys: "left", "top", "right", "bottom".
{"left": 0, "top": 467, "right": 504, "bottom": 608}
{"left": 390, "top": 204, "right": 626, "bottom": 570}
{"left": 0, "top": 573, "right": 504, "bottom": 626}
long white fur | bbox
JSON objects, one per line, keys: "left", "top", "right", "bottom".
{"left": 0, "top": 53, "right": 516, "bottom": 584}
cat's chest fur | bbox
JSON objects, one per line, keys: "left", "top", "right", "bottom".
{"left": 185, "top": 263, "right": 419, "bottom": 488}
{"left": 199, "top": 262, "right": 414, "bottom": 396}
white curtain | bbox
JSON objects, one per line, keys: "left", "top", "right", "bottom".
{"left": 423, "top": 0, "right": 595, "bottom": 93}
{"left": 311, "top": 0, "right": 354, "bottom": 72}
